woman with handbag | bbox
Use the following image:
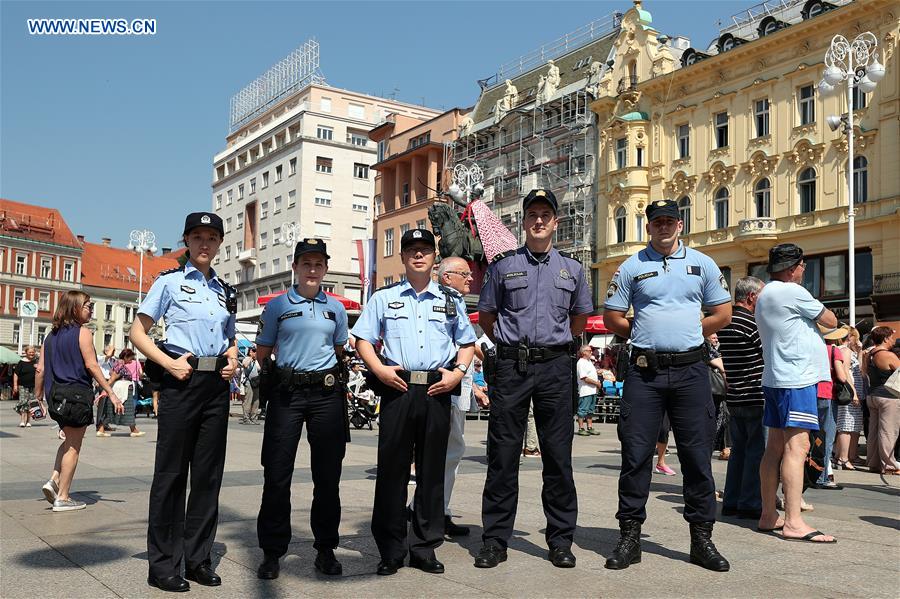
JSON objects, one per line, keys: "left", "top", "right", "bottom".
{"left": 835, "top": 327, "right": 865, "bottom": 469}
{"left": 34, "top": 291, "right": 123, "bottom": 512}
{"left": 105, "top": 348, "right": 146, "bottom": 437}
{"left": 862, "top": 326, "right": 900, "bottom": 475}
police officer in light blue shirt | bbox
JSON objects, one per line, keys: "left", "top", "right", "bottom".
{"left": 603, "top": 199, "right": 732, "bottom": 573}
{"left": 351, "top": 228, "right": 475, "bottom": 577}
{"left": 130, "top": 211, "right": 239, "bottom": 592}
{"left": 253, "top": 239, "right": 349, "bottom": 580}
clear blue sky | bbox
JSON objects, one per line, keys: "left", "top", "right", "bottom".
{"left": 1, "top": 0, "right": 751, "bottom": 250}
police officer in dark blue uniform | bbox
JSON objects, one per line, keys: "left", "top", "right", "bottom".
{"left": 603, "top": 199, "right": 732, "bottom": 572}
{"left": 475, "top": 189, "right": 594, "bottom": 569}
{"left": 254, "top": 239, "right": 349, "bottom": 580}
{"left": 130, "top": 212, "right": 239, "bottom": 592}
{"left": 352, "top": 228, "right": 475, "bottom": 576}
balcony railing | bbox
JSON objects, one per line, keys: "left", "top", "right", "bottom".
{"left": 238, "top": 248, "right": 257, "bottom": 265}
{"left": 737, "top": 217, "right": 776, "bottom": 236}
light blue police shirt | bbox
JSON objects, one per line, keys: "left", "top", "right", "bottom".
{"left": 351, "top": 280, "right": 476, "bottom": 371}
{"left": 256, "top": 287, "right": 348, "bottom": 371}
{"left": 604, "top": 242, "right": 731, "bottom": 352}
{"left": 138, "top": 261, "right": 236, "bottom": 356}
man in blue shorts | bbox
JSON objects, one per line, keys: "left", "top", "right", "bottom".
{"left": 755, "top": 243, "right": 837, "bottom": 543}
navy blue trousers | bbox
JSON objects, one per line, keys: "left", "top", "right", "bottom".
{"left": 616, "top": 361, "right": 717, "bottom": 524}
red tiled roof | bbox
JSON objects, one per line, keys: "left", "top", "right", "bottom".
{"left": 81, "top": 241, "right": 182, "bottom": 293}
{"left": 0, "top": 198, "right": 81, "bottom": 248}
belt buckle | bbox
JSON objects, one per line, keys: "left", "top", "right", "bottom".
{"left": 409, "top": 371, "right": 429, "bottom": 385}
{"left": 531, "top": 348, "right": 544, "bottom": 361}
{"left": 197, "top": 356, "right": 218, "bottom": 372}
{"left": 323, "top": 373, "right": 336, "bottom": 387}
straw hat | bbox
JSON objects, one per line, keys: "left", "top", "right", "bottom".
{"left": 819, "top": 324, "right": 851, "bottom": 340}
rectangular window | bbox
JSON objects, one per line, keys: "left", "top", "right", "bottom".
{"left": 315, "top": 221, "right": 332, "bottom": 238}
{"left": 315, "top": 189, "right": 333, "bottom": 207}
{"left": 852, "top": 86, "right": 867, "bottom": 110}
{"left": 12, "top": 324, "right": 19, "bottom": 344}
{"left": 320, "top": 97, "right": 332, "bottom": 112}
{"left": 316, "top": 126, "right": 333, "bottom": 140}
{"left": 274, "top": 196, "right": 282, "bottom": 213}
{"left": 823, "top": 254, "right": 846, "bottom": 297}
{"left": 260, "top": 201, "right": 268, "bottom": 220}
{"left": 238, "top": 184, "right": 244, "bottom": 200}
{"left": 38, "top": 291, "right": 50, "bottom": 311}
{"left": 402, "top": 183, "right": 410, "bottom": 206}
{"left": 384, "top": 275, "right": 394, "bottom": 286}
{"left": 348, "top": 103, "right": 365, "bottom": 119}
{"left": 262, "top": 171, "right": 269, "bottom": 188}
{"left": 755, "top": 99, "right": 770, "bottom": 137}
{"left": 316, "top": 157, "right": 333, "bottom": 173}
{"left": 715, "top": 112, "right": 728, "bottom": 148}
{"left": 15, "top": 254, "right": 27, "bottom": 275}
{"left": 636, "top": 147, "right": 644, "bottom": 167}
{"left": 260, "top": 262, "right": 268, "bottom": 276}
{"left": 227, "top": 189, "right": 233, "bottom": 204}
{"left": 678, "top": 124, "right": 690, "bottom": 158}
{"left": 260, "top": 231, "right": 268, "bottom": 249}
{"left": 275, "top": 165, "right": 283, "bottom": 182}
{"left": 226, "top": 217, "right": 232, "bottom": 232}
{"left": 352, "top": 203, "right": 368, "bottom": 212}
{"left": 250, "top": 177, "right": 256, "bottom": 194}
{"left": 377, "top": 140, "right": 387, "bottom": 162}
{"left": 289, "top": 157, "right": 297, "bottom": 176}
{"left": 13, "top": 290, "right": 24, "bottom": 309}
{"left": 236, "top": 241, "right": 243, "bottom": 253}
{"left": 215, "top": 194, "right": 222, "bottom": 210}
{"left": 353, "top": 163, "right": 369, "bottom": 179}
{"left": 384, "top": 228, "right": 394, "bottom": 257}
{"left": 225, "top": 245, "right": 231, "bottom": 260}
{"left": 237, "top": 212, "right": 244, "bottom": 229}
{"left": 288, "top": 190, "right": 296, "bottom": 207}
{"left": 273, "top": 227, "right": 281, "bottom": 244}
{"left": 272, "top": 257, "right": 280, "bottom": 272}
{"left": 400, "top": 223, "right": 410, "bottom": 236}
{"left": 416, "top": 219, "right": 426, "bottom": 230}
{"left": 635, "top": 214, "right": 645, "bottom": 242}
{"left": 615, "top": 138, "right": 627, "bottom": 170}
{"left": 352, "top": 226, "right": 367, "bottom": 240}
{"left": 799, "top": 85, "right": 815, "bottom": 125}
{"left": 63, "top": 262, "right": 74, "bottom": 282}
{"left": 347, "top": 131, "right": 368, "bottom": 146}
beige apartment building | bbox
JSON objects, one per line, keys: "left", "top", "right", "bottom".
{"left": 212, "top": 57, "right": 439, "bottom": 321}
{"left": 369, "top": 108, "right": 470, "bottom": 286}
{"left": 591, "top": 0, "right": 900, "bottom": 324}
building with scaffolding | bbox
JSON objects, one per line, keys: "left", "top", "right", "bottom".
{"left": 449, "top": 15, "right": 623, "bottom": 292}
{"left": 591, "top": 0, "right": 899, "bottom": 326}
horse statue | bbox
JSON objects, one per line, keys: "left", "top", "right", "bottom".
{"left": 428, "top": 202, "right": 484, "bottom": 263}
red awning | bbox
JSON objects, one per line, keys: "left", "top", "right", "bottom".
{"left": 256, "top": 290, "right": 361, "bottom": 311}
{"left": 584, "top": 315, "right": 608, "bottom": 334}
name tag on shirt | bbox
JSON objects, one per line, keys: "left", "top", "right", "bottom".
{"left": 433, "top": 306, "right": 446, "bottom": 313}
{"left": 504, "top": 271, "right": 526, "bottom": 279}
{"left": 278, "top": 311, "right": 303, "bottom": 321}
{"left": 388, "top": 302, "right": 404, "bottom": 309}
{"left": 323, "top": 311, "right": 336, "bottom": 321}
{"left": 635, "top": 271, "right": 659, "bottom": 281}
{"left": 687, "top": 265, "right": 701, "bottom": 276}
{"left": 180, "top": 285, "right": 196, "bottom": 294}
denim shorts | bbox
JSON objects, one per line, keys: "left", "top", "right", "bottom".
{"left": 577, "top": 394, "right": 596, "bottom": 418}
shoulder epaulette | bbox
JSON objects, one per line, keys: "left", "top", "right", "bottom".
{"left": 438, "top": 284, "right": 461, "bottom": 298}
{"left": 374, "top": 280, "right": 403, "bottom": 294}
{"left": 220, "top": 279, "right": 236, "bottom": 295}
{"left": 492, "top": 249, "right": 516, "bottom": 263}
{"left": 157, "top": 265, "right": 185, "bottom": 277}
{"left": 558, "top": 250, "right": 578, "bottom": 261}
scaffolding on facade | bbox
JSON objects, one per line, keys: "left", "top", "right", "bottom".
{"left": 229, "top": 39, "right": 325, "bottom": 133}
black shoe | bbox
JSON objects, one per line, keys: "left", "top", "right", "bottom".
{"left": 812, "top": 482, "right": 844, "bottom": 490}
{"left": 315, "top": 549, "right": 342, "bottom": 575}
{"left": 184, "top": 564, "right": 221, "bottom": 586}
{"left": 444, "top": 516, "right": 470, "bottom": 537}
{"left": 376, "top": 558, "right": 404, "bottom": 576}
{"left": 147, "top": 575, "right": 190, "bottom": 593}
{"left": 605, "top": 519, "right": 642, "bottom": 570}
{"left": 473, "top": 544, "right": 507, "bottom": 568}
{"left": 409, "top": 554, "right": 445, "bottom": 574}
{"left": 257, "top": 554, "right": 280, "bottom": 580}
{"left": 548, "top": 545, "right": 576, "bottom": 568}
{"left": 689, "top": 522, "right": 730, "bottom": 572}
{"left": 721, "top": 506, "right": 739, "bottom": 517}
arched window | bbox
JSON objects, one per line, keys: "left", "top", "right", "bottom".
{"left": 678, "top": 196, "right": 692, "bottom": 234}
{"left": 798, "top": 167, "right": 816, "bottom": 213}
{"left": 714, "top": 188, "right": 730, "bottom": 229}
{"left": 628, "top": 60, "right": 637, "bottom": 86}
{"left": 754, "top": 178, "right": 771, "bottom": 218}
{"left": 614, "top": 207, "right": 627, "bottom": 243}
{"left": 853, "top": 156, "right": 868, "bottom": 204}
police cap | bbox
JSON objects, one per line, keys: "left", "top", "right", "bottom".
{"left": 400, "top": 228, "right": 436, "bottom": 251}
{"left": 183, "top": 212, "right": 224, "bottom": 237}
{"left": 767, "top": 243, "right": 804, "bottom": 273}
{"left": 293, "top": 238, "right": 330, "bottom": 260}
{"left": 645, "top": 199, "right": 680, "bottom": 222}
{"left": 522, "top": 189, "right": 558, "bottom": 214}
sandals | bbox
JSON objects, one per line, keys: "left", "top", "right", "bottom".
{"left": 782, "top": 530, "right": 837, "bottom": 543}
{"left": 835, "top": 459, "right": 856, "bottom": 471}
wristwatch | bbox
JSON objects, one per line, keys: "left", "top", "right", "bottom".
{"left": 454, "top": 363, "right": 469, "bottom": 374}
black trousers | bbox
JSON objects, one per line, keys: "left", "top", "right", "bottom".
{"left": 371, "top": 383, "right": 450, "bottom": 561}
{"left": 257, "top": 382, "right": 346, "bottom": 556}
{"left": 147, "top": 371, "right": 229, "bottom": 578}
{"left": 482, "top": 354, "right": 577, "bottom": 549}
{"left": 616, "top": 361, "right": 717, "bottom": 523}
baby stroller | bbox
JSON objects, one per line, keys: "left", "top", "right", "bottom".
{"left": 347, "top": 370, "right": 378, "bottom": 430}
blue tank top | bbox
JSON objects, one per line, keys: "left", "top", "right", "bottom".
{"left": 44, "top": 325, "right": 92, "bottom": 397}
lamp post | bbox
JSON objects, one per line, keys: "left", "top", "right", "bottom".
{"left": 127, "top": 229, "right": 157, "bottom": 304}
{"left": 279, "top": 221, "right": 301, "bottom": 286}
{"left": 817, "top": 32, "right": 885, "bottom": 327}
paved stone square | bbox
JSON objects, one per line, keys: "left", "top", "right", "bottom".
{"left": 1, "top": 405, "right": 898, "bottom": 598}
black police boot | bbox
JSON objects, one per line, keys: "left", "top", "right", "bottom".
{"left": 147, "top": 574, "right": 190, "bottom": 593}
{"left": 257, "top": 553, "right": 281, "bottom": 580}
{"left": 689, "top": 522, "right": 730, "bottom": 572}
{"left": 314, "top": 549, "right": 343, "bottom": 576}
{"left": 444, "top": 516, "right": 470, "bottom": 537}
{"left": 184, "top": 564, "right": 221, "bottom": 586}
{"left": 548, "top": 545, "right": 576, "bottom": 568}
{"left": 473, "top": 543, "right": 507, "bottom": 568}
{"left": 605, "top": 519, "right": 641, "bottom": 570}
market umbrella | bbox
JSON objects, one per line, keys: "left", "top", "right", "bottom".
{"left": 0, "top": 347, "right": 22, "bottom": 364}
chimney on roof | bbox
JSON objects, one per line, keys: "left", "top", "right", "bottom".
{"left": 161, "top": 247, "right": 172, "bottom": 254}
{"left": 77, "top": 235, "right": 85, "bottom": 243}
{"left": 101, "top": 237, "right": 111, "bottom": 246}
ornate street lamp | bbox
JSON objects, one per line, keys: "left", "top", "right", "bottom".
{"left": 279, "top": 221, "right": 301, "bottom": 286}
{"left": 127, "top": 229, "right": 157, "bottom": 304}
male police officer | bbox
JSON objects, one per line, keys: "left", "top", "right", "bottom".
{"left": 475, "top": 189, "right": 593, "bottom": 569}
{"left": 352, "top": 228, "right": 475, "bottom": 576}
{"left": 254, "top": 239, "right": 349, "bottom": 580}
{"left": 603, "top": 199, "right": 732, "bottom": 572}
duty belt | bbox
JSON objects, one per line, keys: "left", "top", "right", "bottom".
{"left": 631, "top": 346, "right": 704, "bottom": 368}
{"left": 398, "top": 370, "right": 443, "bottom": 386}
{"left": 497, "top": 343, "right": 570, "bottom": 363}
{"left": 279, "top": 365, "right": 340, "bottom": 387}
{"left": 162, "top": 349, "right": 229, "bottom": 373}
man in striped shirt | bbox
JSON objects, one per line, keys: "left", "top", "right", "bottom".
{"left": 717, "top": 277, "right": 765, "bottom": 519}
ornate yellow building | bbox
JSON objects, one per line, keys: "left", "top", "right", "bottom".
{"left": 591, "top": 0, "right": 899, "bottom": 325}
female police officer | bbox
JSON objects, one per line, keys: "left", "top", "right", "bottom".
{"left": 130, "top": 212, "right": 238, "bottom": 593}
{"left": 254, "top": 239, "right": 349, "bottom": 580}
